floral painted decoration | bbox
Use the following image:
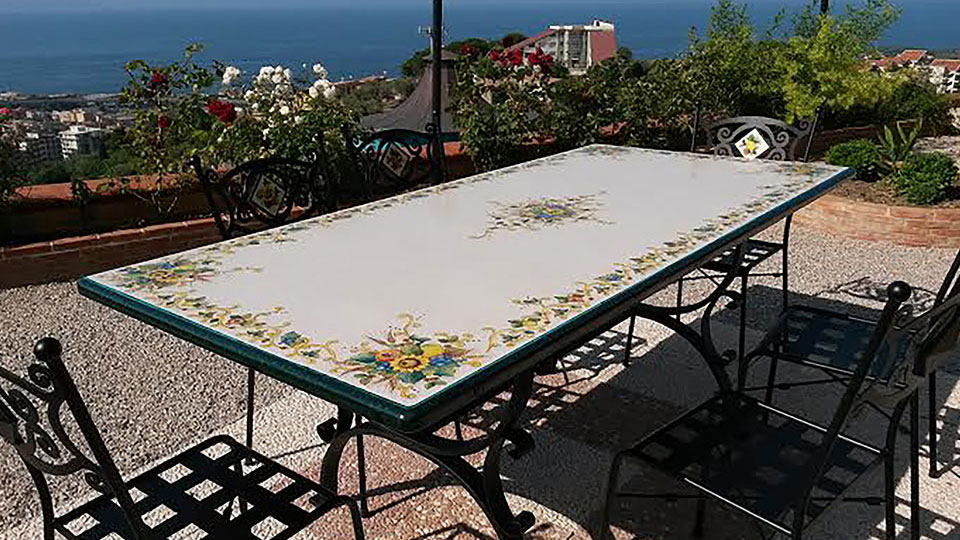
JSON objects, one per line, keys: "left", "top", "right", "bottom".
{"left": 735, "top": 128, "right": 770, "bottom": 160}
{"left": 473, "top": 193, "right": 611, "bottom": 238}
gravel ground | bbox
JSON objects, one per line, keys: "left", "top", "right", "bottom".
{"left": 1, "top": 225, "right": 959, "bottom": 539}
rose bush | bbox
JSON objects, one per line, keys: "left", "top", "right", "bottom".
{"left": 118, "top": 44, "right": 359, "bottom": 214}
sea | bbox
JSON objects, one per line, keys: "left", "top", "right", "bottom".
{"left": 0, "top": 0, "right": 957, "bottom": 95}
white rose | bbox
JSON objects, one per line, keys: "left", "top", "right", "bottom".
{"left": 279, "top": 105, "right": 291, "bottom": 116}
{"left": 244, "top": 90, "right": 256, "bottom": 101}
{"left": 323, "top": 85, "right": 337, "bottom": 99}
{"left": 309, "top": 86, "right": 320, "bottom": 99}
{"left": 262, "top": 128, "right": 270, "bottom": 137}
{"left": 294, "top": 115, "right": 304, "bottom": 124}
{"left": 259, "top": 66, "right": 273, "bottom": 77}
{"left": 283, "top": 68, "right": 292, "bottom": 80}
{"left": 312, "top": 63, "right": 328, "bottom": 79}
{"left": 272, "top": 73, "right": 284, "bottom": 84}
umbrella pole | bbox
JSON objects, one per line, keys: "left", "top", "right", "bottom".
{"left": 431, "top": 0, "right": 445, "bottom": 183}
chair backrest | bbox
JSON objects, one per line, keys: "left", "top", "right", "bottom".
{"left": 794, "top": 281, "right": 913, "bottom": 528}
{"left": 343, "top": 126, "right": 446, "bottom": 197}
{"left": 699, "top": 114, "right": 819, "bottom": 162}
{"left": 0, "top": 338, "right": 150, "bottom": 538}
{"left": 190, "top": 147, "right": 330, "bottom": 241}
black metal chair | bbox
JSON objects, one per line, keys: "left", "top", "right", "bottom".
{"left": 189, "top": 151, "right": 331, "bottom": 455}
{"left": 744, "top": 247, "right": 960, "bottom": 481}
{"left": 0, "top": 337, "right": 364, "bottom": 540}
{"left": 604, "top": 279, "right": 960, "bottom": 539}
{"left": 624, "top": 112, "right": 820, "bottom": 371}
{"left": 340, "top": 126, "right": 446, "bottom": 203}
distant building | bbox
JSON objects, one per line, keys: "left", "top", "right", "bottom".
{"left": 19, "top": 130, "right": 62, "bottom": 164}
{"left": 928, "top": 59, "right": 960, "bottom": 94}
{"left": 506, "top": 20, "right": 617, "bottom": 75}
{"left": 59, "top": 125, "right": 103, "bottom": 160}
{"left": 53, "top": 108, "right": 95, "bottom": 125}
{"left": 868, "top": 49, "right": 960, "bottom": 94}
{"left": 868, "top": 49, "right": 934, "bottom": 71}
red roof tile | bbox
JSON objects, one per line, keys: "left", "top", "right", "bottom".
{"left": 931, "top": 59, "right": 960, "bottom": 72}
{"left": 896, "top": 49, "right": 929, "bottom": 62}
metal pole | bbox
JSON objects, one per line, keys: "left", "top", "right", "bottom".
{"left": 430, "top": 0, "right": 444, "bottom": 182}
{"left": 431, "top": 0, "right": 443, "bottom": 134}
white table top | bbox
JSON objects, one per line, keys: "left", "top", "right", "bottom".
{"left": 79, "top": 145, "right": 850, "bottom": 429}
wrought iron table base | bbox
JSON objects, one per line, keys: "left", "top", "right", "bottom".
{"left": 320, "top": 373, "right": 537, "bottom": 540}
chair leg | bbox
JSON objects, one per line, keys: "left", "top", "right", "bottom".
{"left": 929, "top": 371, "right": 939, "bottom": 478}
{"left": 737, "top": 275, "right": 748, "bottom": 388}
{"left": 693, "top": 496, "right": 707, "bottom": 537}
{"left": 599, "top": 452, "right": 626, "bottom": 540}
{"left": 763, "top": 354, "right": 779, "bottom": 407}
{"left": 357, "top": 434, "right": 370, "bottom": 517}
{"left": 623, "top": 316, "right": 635, "bottom": 367}
{"left": 331, "top": 495, "right": 367, "bottom": 540}
{"left": 245, "top": 368, "right": 255, "bottom": 451}
{"left": 910, "top": 391, "right": 921, "bottom": 540}
{"left": 676, "top": 278, "right": 684, "bottom": 321}
{"left": 885, "top": 444, "right": 896, "bottom": 540}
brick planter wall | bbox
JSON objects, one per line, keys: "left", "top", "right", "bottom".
{"left": 794, "top": 194, "right": 960, "bottom": 248}
{"left": 0, "top": 218, "right": 223, "bottom": 289}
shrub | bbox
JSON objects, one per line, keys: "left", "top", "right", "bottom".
{"left": 891, "top": 152, "right": 958, "bottom": 206}
{"left": 825, "top": 139, "right": 883, "bottom": 180}
{"left": 0, "top": 119, "right": 25, "bottom": 207}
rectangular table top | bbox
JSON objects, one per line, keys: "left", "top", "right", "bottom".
{"left": 78, "top": 145, "right": 851, "bottom": 432}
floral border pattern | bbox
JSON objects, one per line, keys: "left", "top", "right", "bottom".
{"left": 96, "top": 146, "right": 843, "bottom": 403}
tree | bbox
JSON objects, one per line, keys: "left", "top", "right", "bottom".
{"left": 501, "top": 33, "right": 527, "bottom": 48}
{"left": 0, "top": 123, "right": 25, "bottom": 206}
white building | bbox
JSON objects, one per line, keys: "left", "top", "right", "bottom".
{"left": 59, "top": 125, "right": 104, "bottom": 159}
{"left": 929, "top": 59, "right": 960, "bottom": 94}
{"left": 506, "top": 20, "right": 618, "bottom": 75}
{"left": 19, "top": 131, "right": 62, "bottom": 164}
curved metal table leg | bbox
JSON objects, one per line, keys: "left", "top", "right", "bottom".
{"left": 625, "top": 243, "right": 747, "bottom": 394}
{"left": 320, "top": 372, "right": 537, "bottom": 540}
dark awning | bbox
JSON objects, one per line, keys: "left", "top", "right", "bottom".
{"left": 361, "top": 51, "right": 458, "bottom": 137}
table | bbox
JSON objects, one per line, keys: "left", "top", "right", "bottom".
{"left": 78, "top": 145, "right": 851, "bottom": 538}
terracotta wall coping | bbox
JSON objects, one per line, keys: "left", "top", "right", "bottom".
{"left": 0, "top": 216, "right": 216, "bottom": 261}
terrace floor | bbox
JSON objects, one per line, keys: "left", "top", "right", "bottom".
{"left": 1, "top": 226, "right": 959, "bottom": 539}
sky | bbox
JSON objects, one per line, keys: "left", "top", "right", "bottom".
{"left": 0, "top": 0, "right": 809, "bottom": 14}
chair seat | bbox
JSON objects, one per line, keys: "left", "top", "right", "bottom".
{"left": 56, "top": 435, "right": 340, "bottom": 540}
{"left": 625, "top": 394, "right": 882, "bottom": 530}
{"left": 701, "top": 239, "right": 784, "bottom": 275}
{"left": 760, "top": 306, "right": 912, "bottom": 383}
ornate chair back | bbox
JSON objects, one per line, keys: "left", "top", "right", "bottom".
{"left": 342, "top": 125, "right": 445, "bottom": 199}
{"left": 695, "top": 112, "right": 820, "bottom": 162}
{"left": 190, "top": 147, "right": 330, "bottom": 241}
{"left": 0, "top": 338, "right": 151, "bottom": 539}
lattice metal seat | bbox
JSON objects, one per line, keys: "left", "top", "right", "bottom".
{"left": 702, "top": 239, "right": 784, "bottom": 275}
{"left": 0, "top": 338, "right": 363, "bottom": 540}
{"left": 623, "top": 393, "right": 881, "bottom": 528}
{"left": 56, "top": 436, "right": 349, "bottom": 540}
{"left": 758, "top": 306, "right": 912, "bottom": 384}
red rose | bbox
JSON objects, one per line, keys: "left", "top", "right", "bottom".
{"left": 488, "top": 50, "right": 502, "bottom": 62}
{"left": 149, "top": 70, "right": 169, "bottom": 89}
{"left": 461, "top": 44, "right": 478, "bottom": 58}
{"left": 507, "top": 48, "right": 524, "bottom": 67}
{"left": 207, "top": 99, "right": 237, "bottom": 124}
{"left": 157, "top": 114, "right": 171, "bottom": 129}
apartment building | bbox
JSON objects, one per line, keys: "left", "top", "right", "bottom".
{"left": 18, "top": 130, "right": 62, "bottom": 164}
{"left": 59, "top": 125, "right": 104, "bottom": 159}
{"left": 506, "top": 20, "right": 617, "bottom": 75}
